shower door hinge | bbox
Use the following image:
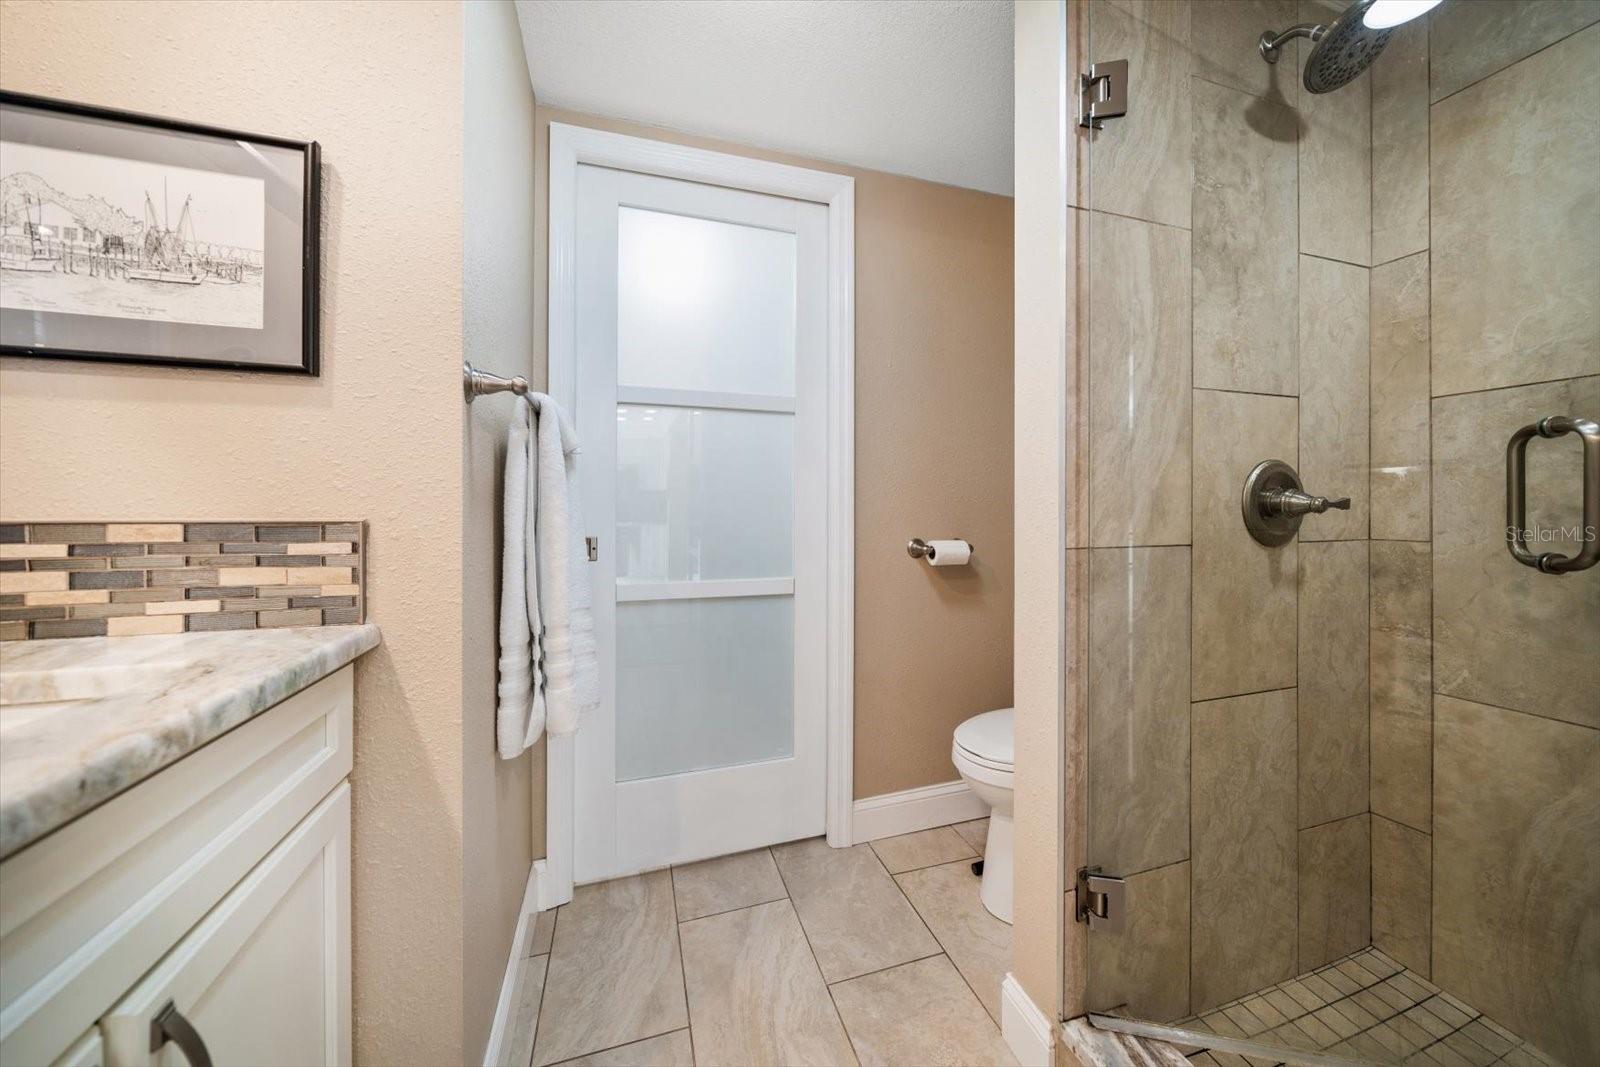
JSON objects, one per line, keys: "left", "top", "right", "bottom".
{"left": 585, "top": 536, "right": 598, "bottom": 562}
{"left": 1078, "top": 59, "right": 1129, "bottom": 129}
{"left": 1076, "top": 866, "right": 1126, "bottom": 932}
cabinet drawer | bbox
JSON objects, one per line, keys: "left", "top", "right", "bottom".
{"left": 0, "top": 667, "right": 353, "bottom": 1066}
{"left": 101, "top": 785, "right": 350, "bottom": 1067}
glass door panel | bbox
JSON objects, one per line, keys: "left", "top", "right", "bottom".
{"left": 615, "top": 404, "right": 795, "bottom": 582}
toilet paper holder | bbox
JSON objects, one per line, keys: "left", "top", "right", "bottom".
{"left": 906, "top": 537, "right": 974, "bottom": 560}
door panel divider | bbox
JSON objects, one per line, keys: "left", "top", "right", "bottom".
{"left": 616, "top": 385, "right": 798, "bottom": 414}
{"left": 616, "top": 578, "right": 795, "bottom": 602}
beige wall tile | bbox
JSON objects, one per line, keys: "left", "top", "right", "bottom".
{"left": 145, "top": 599, "right": 220, "bottom": 615}
{"left": 1299, "top": 255, "right": 1370, "bottom": 540}
{"left": 1433, "top": 376, "right": 1600, "bottom": 728}
{"left": 1192, "top": 688, "right": 1298, "bottom": 1011}
{"left": 104, "top": 523, "right": 183, "bottom": 542}
{"left": 830, "top": 954, "right": 1012, "bottom": 1067}
{"left": 1298, "top": 15, "right": 1370, "bottom": 265}
{"left": 284, "top": 541, "right": 354, "bottom": 554}
{"left": 771, "top": 838, "right": 939, "bottom": 983}
{"left": 1192, "top": 77, "right": 1299, "bottom": 395}
{"left": 532, "top": 871, "right": 687, "bottom": 1065}
{"left": 1089, "top": 213, "right": 1192, "bottom": 547}
{"left": 0, "top": 571, "right": 68, "bottom": 593}
{"left": 678, "top": 899, "right": 855, "bottom": 1067}
{"left": 670, "top": 848, "right": 786, "bottom": 922}
{"left": 217, "top": 566, "right": 288, "bottom": 586}
{"left": 1190, "top": 0, "right": 1299, "bottom": 105}
{"left": 1298, "top": 814, "right": 1370, "bottom": 971}
{"left": 1429, "top": 0, "right": 1600, "bottom": 102}
{"left": 289, "top": 566, "right": 354, "bottom": 585}
{"left": 1370, "top": 252, "right": 1431, "bottom": 541}
{"left": 895, "top": 859, "right": 1011, "bottom": 1023}
{"left": 1371, "top": 815, "right": 1430, "bottom": 978}
{"left": 1091, "top": 0, "right": 1192, "bottom": 229}
{"left": 1434, "top": 695, "right": 1600, "bottom": 1067}
{"left": 1298, "top": 540, "right": 1369, "bottom": 827}
{"left": 1371, "top": 20, "right": 1429, "bottom": 265}
{"left": 106, "top": 615, "right": 185, "bottom": 637}
{"left": 1369, "top": 541, "right": 1432, "bottom": 831}
{"left": 0, "top": 543, "right": 67, "bottom": 558}
{"left": 1369, "top": 537, "right": 1433, "bottom": 831}
{"left": 1088, "top": 547, "right": 1190, "bottom": 874}
{"left": 1193, "top": 390, "right": 1298, "bottom": 700}
{"left": 1087, "top": 860, "right": 1190, "bottom": 1023}
{"left": 22, "top": 589, "right": 110, "bottom": 606}
{"left": 1431, "top": 25, "right": 1600, "bottom": 395}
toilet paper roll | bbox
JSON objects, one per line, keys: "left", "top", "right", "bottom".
{"left": 925, "top": 539, "right": 972, "bottom": 566}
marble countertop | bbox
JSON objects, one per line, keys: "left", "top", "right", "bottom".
{"left": 0, "top": 624, "right": 381, "bottom": 860}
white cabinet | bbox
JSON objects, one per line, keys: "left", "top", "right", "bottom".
{"left": 101, "top": 787, "right": 349, "bottom": 1067}
{"left": 0, "top": 666, "right": 355, "bottom": 1067}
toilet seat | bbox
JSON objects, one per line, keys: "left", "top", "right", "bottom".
{"left": 953, "top": 707, "right": 1013, "bottom": 771}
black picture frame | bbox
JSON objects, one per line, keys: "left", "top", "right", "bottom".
{"left": 0, "top": 90, "right": 320, "bottom": 375}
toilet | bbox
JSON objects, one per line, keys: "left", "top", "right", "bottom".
{"left": 951, "top": 707, "right": 1014, "bottom": 924}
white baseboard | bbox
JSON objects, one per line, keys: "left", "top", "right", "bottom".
{"left": 1002, "top": 973, "right": 1056, "bottom": 1067}
{"left": 850, "top": 779, "right": 988, "bottom": 844}
{"left": 482, "top": 859, "right": 546, "bottom": 1067}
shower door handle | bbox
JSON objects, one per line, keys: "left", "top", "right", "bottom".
{"left": 1505, "top": 415, "right": 1600, "bottom": 574}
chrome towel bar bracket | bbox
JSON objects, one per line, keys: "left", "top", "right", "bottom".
{"left": 1506, "top": 414, "right": 1600, "bottom": 574}
{"left": 463, "top": 361, "right": 530, "bottom": 403}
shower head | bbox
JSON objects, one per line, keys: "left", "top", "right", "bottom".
{"left": 1258, "top": 0, "right": 1394, "bottom": 94}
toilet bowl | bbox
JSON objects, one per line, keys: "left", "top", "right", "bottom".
{"left": 951, "top": 707, "right": 1014, "bottom": 924}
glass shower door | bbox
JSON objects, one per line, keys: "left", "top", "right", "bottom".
{"left": 1078, "top": 1, "right": 1599, "bottom": 1064}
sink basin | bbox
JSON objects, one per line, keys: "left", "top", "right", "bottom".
{"left": 0, "top": 663, "right": 191, "bottom": 707}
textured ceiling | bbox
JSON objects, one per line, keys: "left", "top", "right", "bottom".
{"left": 513, "top": 0, "right": 1014, "bottom": 196}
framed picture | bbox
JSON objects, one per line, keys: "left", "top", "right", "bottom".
{"left": 0, "top": 91, "right": 319, "bottom": 374}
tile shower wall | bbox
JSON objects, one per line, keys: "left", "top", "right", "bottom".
{"left": 0, "top": 522, "right": 364, "bottom": 640}
{"left": 1367, "top": 7, "right": 1600, "bottom": 1065}
{"left": 1081, "top": 0, "right": 1373, "bottom": 1022}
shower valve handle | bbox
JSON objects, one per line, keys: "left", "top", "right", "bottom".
{"left": 1264, "top": 488, "right": 1351, "bottom": 517}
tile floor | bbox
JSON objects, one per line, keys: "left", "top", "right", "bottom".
{"left": 1177, "top": 947, "right": 1560, "bottom": 1067}
{"left": 503, "top": 818, "right": 1016, "bottom": 1067}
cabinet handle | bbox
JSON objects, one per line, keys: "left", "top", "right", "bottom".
{"left": 1505, "top": 415, "right": 1600, "bottom": 574}
{"left": 150, "top": 1001, "right": 214, "bottom": 1067}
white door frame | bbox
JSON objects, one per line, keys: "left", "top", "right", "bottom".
{"left": 542, "top": 122, "right": 855, "bottom": 907}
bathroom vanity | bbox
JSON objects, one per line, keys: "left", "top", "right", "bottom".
{"left": 0, "top": 625, "right": 380, "bottom": 1067}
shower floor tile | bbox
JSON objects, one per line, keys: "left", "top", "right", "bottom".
{"left": 1176, "top": 948, "right": 1565, "bottom": 1067}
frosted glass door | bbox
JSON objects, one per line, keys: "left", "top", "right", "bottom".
{"left": 574, "top": 164, "right": 829, "bottom": 880}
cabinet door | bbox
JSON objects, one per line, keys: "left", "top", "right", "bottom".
{"left": 99, "top": 785, "right": 350, "bottom": 1067}
{"left": 52, "top": 1029, "right": 103, "bottom": 1067}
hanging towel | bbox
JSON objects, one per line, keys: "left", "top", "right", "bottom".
{"left": 496, "top": 392, "right": 599, "bottom": 757}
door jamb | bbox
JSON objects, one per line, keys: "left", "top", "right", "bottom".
{"left": 542, "top": 121, "right": 856, "bottom": 907}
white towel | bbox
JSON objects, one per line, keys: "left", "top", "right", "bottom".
{"left": 496, "top": 393, "right": 599, "bottom": 757}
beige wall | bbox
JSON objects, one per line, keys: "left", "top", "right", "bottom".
{"left": 0, "top": 3, "right": 468, "bottom": 1063}
{"left": 530, "top": 105, "right": 1015, "bottom": 815}
{"left": 461, "top": 0, "right": 537, "bottom": 1060}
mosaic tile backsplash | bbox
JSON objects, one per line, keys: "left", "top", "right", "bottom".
{"left": 0, "top": 522, "right": 364, "bottom": 642}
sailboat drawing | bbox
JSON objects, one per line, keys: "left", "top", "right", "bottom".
{"left": 125, "top": 182, "right": 203, "bottom": 285}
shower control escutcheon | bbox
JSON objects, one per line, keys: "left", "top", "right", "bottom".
{"left": 1241, "top": 460, "right": 1350, "bottom": 546}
